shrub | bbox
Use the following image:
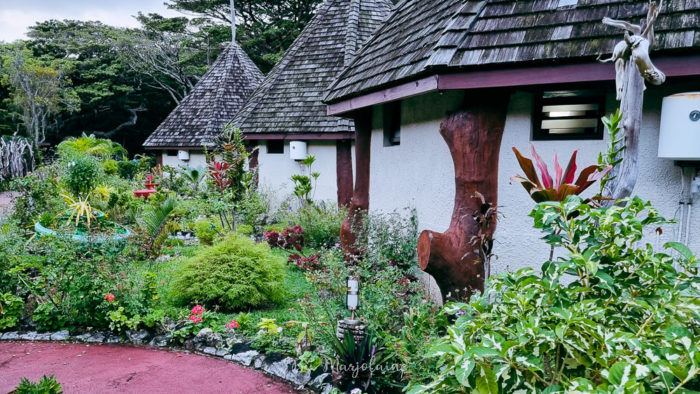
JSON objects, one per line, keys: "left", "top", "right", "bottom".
{"left": 103, "top": 159, "right": 118, "bottom": 175}
{"left": 14, "top": 375, "right": 62, "bottom": 394}
{"left": 117, "top": 160, "right": 138, "bottom": 180}
{"left": 63, "top": 155, "right": 100, "bottom": 197}
{"left": 355, "top": 209, "right": 419, "bottom": 271}
{"left": 194, "top": 219, "right": 218, "bottom": 246}
{"left": 170, "top": 234, "right": 285, "bottom": 311}
{"left": 408, "top": 197, "right": 700, "bottom": 393}
{"left": 0, "top": 292, "right": 24, "bottom": 329}
{"left": 265, "top": 225, "right": 304, "bottom": 251}
{"left": 284, "top": 203, "right": 344, "bottom": 249}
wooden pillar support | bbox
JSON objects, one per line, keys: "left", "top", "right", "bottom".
{"left": 248, "top": 142, "right": 260, "bottom": 188}
{"left": 340, "top": 109, "right": 373, "bottom": 254}
{"left": 418, "top": 97, "right": 508, "bottom": 301}
{"left": 336, "top": 139, "right": 354, "bottom": 207}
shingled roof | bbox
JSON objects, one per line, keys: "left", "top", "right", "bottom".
{"left": 232, "top": 0, "right": 393, "bottom": 137}
{"left": 326, "top": 0, "right": 700, "bottom": 103}
{"left": 143, "top": 43, "right": 264, "bottom": 149}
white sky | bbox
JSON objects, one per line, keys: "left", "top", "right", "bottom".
{"left": 0, "top": 0, "right": 183, "bottom": 42}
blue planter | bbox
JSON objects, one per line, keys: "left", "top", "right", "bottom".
{"left": 34, "top": 221, "right": 130, "bottom": 244}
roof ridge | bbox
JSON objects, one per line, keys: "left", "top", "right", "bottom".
{"left": 344, "top": 0, "right": 362, "bottom": 66}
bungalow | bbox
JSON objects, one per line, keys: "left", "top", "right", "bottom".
{"left": 324, "top": 0, "right": 700, "bottom": 300}
{"left": 142, "top": 42, "right": 264, "bottom": 168}
{"left": 232, "top": 0, "right": 393, "bottom": 206}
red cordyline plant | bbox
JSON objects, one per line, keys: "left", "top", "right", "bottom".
{"left": 208, "top": 161, "right": 233, "bottom": 193}
{"left": 511, "top": 144, "right": 612, "bottom": 203}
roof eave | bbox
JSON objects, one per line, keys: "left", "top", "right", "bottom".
{"left": 327, "top": 54, "right": 700, "bottom": 116}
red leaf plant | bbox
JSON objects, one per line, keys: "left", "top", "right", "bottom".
{"left": 208, "top": 161, "right": 233, "bottom": 193}
{"left": 511, "top": 144, "right": 612, "bottom": 203}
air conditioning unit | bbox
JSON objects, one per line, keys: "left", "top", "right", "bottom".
{"left": 290, "top": 141, "right": 308, "bottom": 161}
{"left": 658, "top": 92, "right": 700, "bottom": 160}
{"left": 177, "top": 150, "right": 190, "bottom": 161}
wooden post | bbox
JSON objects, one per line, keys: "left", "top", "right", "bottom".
{"left": 336, "top": 139, "right": 353, "bottom": 207}
{"left": 247, "top": 142, "right": 259, "bottom": 188}
{"left": 417, "top": 96, "right": 508, "bottom": 301}
{"left": 340, "top": 109, "right": 373, "bottom": 254}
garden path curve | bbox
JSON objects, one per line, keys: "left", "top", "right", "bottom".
{"left": 0, "top": 342, "right": 299, "bottom": 393}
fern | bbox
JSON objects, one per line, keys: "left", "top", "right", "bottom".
{"left": 138, "top": 195, "right": 176, "bottom": 257}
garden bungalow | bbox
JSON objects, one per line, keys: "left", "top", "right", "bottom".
{"left": 232, "top": 0, "right": 393, "bottom": 206}
{"left": 324, "top": 0, "right": 700, "bottom": 299}
{"left": 142, "top": 42, "right": 264, "bottom": 168}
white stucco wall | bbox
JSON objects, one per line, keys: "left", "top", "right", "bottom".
{"left": 368, "top": 83, "right": 700, "bottom": 277}
{"left": 257, "top": 140, "right": 353, "bottom": 207}
{"left": 161, "top": 152, "right": 209, "bottom": 170}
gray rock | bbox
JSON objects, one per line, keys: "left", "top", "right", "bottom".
{"left": 50, "top": 330, "right": 70, "bottom": 341}
{"left": 263, "top": 357, "right": 311, "bottom": 386}
{"left": 126, "top": 329, "right": 150, "bottom": 344}
{"left": 19, "top": 331, "right": 39, "bottom": 341}
{"left": 309, "top": 373, "right": 332, "bottom": 390}
{"left": 192, "top": 328, "right": 222, "bottom": 349}
{"left": 34, "top": 333, "right": 52, "bottom": 341}
{"left": 216, "top": 349, "right": 229, "bottom": 357}
{"left": 85, "top": 332, "right": 106, "bottom": 344}
{"left": 202, "top": 347, "right": 218, "bottom": 355}
{"left": 106, "top": 336, "right": 122, "bottom": 344}
{"left": 149, "top": 335, "right": 169, "bottom": 347}
{"left": 225, "top": 350, "right": 259, "bottom": 367}
{"left": 321, "top": 384, "right": 334, "bottom": 394}
{"left": 2, "top": 332, "right": 19, "bottom": 340}
{"left": 74, "top": 333, "right": 91, "bottom": 342}
{"left": 253, "top": 354, "right": 265, "bottom": 369}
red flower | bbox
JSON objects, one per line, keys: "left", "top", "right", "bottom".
{"left": 225, "top": 320, "right": 239, "bottom": 329}
{"left": 191, "top": 305, "right": 205, "bottom": 315}
{"left": 104, "top": 293, "right": 116, "bottom": 302}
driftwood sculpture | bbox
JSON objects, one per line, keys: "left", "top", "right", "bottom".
{"left": 598, "top": 0, "right": 665, "bottom": 201}
{"left": 417, "top": 97, "right": 508, "bottom": 300}
{"left": 0, "top": 136, "right": 34, "bottom": 181}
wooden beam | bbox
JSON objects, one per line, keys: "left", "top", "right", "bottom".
{"left": 336, "top": 139, "right": 354, "bottom": 207}
{"left": 326, "top": 54, "right": 700, "bottom": 116}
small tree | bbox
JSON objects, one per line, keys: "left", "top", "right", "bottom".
{"left": 291, "top": 155, "right": 319, "bottom": 206}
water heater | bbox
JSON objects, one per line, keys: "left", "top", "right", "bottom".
{"left": 658, "top": 92, "right": 700, "bottom": 160}
{"left": 177, "top": 150, "right": 190, "bottom": 161}
{"left": 289, "top": 141, "right": 308, "bottom": 161}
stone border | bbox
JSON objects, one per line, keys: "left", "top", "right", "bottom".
{"left": 0, "top": 329, "right": 333, "bottom": 393}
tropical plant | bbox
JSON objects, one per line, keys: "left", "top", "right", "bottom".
{"left": 291, "top": 155, "right": 319, "bottom": 205}
{"left": 170, "top": 234, "right": 284, "bottom": 311}
{"left": 408, "top": 196, "right": 700, "bottom": 393}
{"left": 60, "top": 192, "right": 96, "bottom": 228}
{"left": 63, "top": 155, "right": 100, "bottom": 197}
{"left": 0, "top": 292, "right": 24, "bottom": 329}
{"left": 138, "top": 195, "right": 176, "bottom": 256}
{"left": 511, "top": 144, "right": 612, "bottom": 203}
{"left": 327, "top": 330, "right": 384, "bottom": 393}
{"left": 14, "top": 375, "right": 62, "bottom": 394}
{"left": 598, "top": 109, "right": 625, "bottom": 195}
{"left": 177, "top": 166, "right": 206, "bottom": 193}
{"left": 57, "top": 133, "right": 127, "bottom": 160}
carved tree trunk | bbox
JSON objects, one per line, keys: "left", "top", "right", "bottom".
{"left": 340, "top": 110, "right": 373, "bottom": 254}
{"left": 336, "top": 139, "right": 353, "bottom": 207}
{"left": 418, "top": 97, "right": 508, "bottom": 301}
{"left": 248, "top": 143, "right": 260, "bottom": 188}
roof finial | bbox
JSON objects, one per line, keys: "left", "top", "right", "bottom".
{"left": 231, "top": 0, "right": 236, "bottom": 43}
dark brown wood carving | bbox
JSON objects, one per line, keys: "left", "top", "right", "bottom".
{"left": 340, "top": 110, "right": 373, "bottom": 254}
{"left": 336, "top": 139, "right": 353, "bottom": 207}
{"left": 247, "top": 142, "right": 260, "bottom": 188}
{"left": 418, "top": 97, "right": 508, "bottom": 301}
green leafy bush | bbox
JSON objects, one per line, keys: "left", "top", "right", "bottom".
{"left": 170, "top": 234, "right": 284, "bottom": 311}
{"left": 63, "top": 155, "right": 100, "bottom": 197}
{"left": 103, "top": 159, "right": 118, "bottom": 175}
{"left": 117, "top": 160, "right": 138, "bottom": 180}
{"left": 284, "top": 203, "right": 345, "bottom": 248}
{"left": 409, "top": 197, "right": 700, "bottom": 393}
{"left": 194, "top": 219, "right": 218, "bottom": 246}
{"left": 0, "top": 292, "right": 24, "bottom": 329}
{"left": 14, "top": 375, "right": 62, "bottom": 394}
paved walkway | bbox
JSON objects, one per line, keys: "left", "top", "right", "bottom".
{"left": 0, "top": 191, "right": 18, "bottom": 221}
{"left": 0, "top": 342, "right": 298, "bottom": 394}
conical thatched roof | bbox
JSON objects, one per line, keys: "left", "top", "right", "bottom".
{"left": 232, "top": 0, "right": 393, "bottom": 138}
{"left": 144, "top": 43, "right": 264, "bottom": 149}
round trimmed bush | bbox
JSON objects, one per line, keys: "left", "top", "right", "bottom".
{"left": 170, "top": 234, "right": 284, "bottom": 311}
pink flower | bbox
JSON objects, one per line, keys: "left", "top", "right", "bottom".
{"left": 225, "top": 320, "right": 239, "bottom": 329}
{"left": 191, "top": 305, "right": 205, "bottom": 315}
{"left": 189, "top": 315, "right": 203, "bottom": 324}
{"left": 104, "top": 293, "right": 115, "bottom": 302}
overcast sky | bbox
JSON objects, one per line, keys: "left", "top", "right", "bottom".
{"left": 0, "top": 0, "right": 183, "bottom": 42}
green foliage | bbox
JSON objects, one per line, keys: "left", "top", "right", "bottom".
{"left": 14, "top": 375, "right": 62, "bottom": 394}
{"left": 357, "top": 209, "right": 419, "bottom": 271}
{"left": 0, "top": 292, "right": 24, "bottom": 330}
{"left": 409, "top": 196, "right": 700, "bottom": 393}
{"left": 137, "top": 195, "right": 176, "bottom": 257}
{"left": 57, "top": 134, "right": 127, "bottom": 161}
{"left": 103, "top": 159, "right": 118, "bottom": 175}
{"left": 170, "top": 234, "right": 285, "bottom": 311}
{"left": 599, "top": 109, "right": 625, "bottom": 196}
{"left": 9, "top": 165, "right": 62, "bottom": 227}
{"left": 117, "top": 160, "right": 138, "bottom": 180}
{"left": 63, "top": 155, "right": 101, "bottom": 197}
{"left": 176, "top": 166, "right": 206, "bottom": 194}
{"left": 194, "top": 218, "right": 218, "bottom": 245}
{"left": 291, "top": 155, "right": 319, "bottom": 205}
{"left": 283, "top": 203, "right": 345, "bottom": 248}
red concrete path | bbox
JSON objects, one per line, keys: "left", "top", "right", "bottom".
{"left": 0, "top": 342, "right": 298, "bottom": 394}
